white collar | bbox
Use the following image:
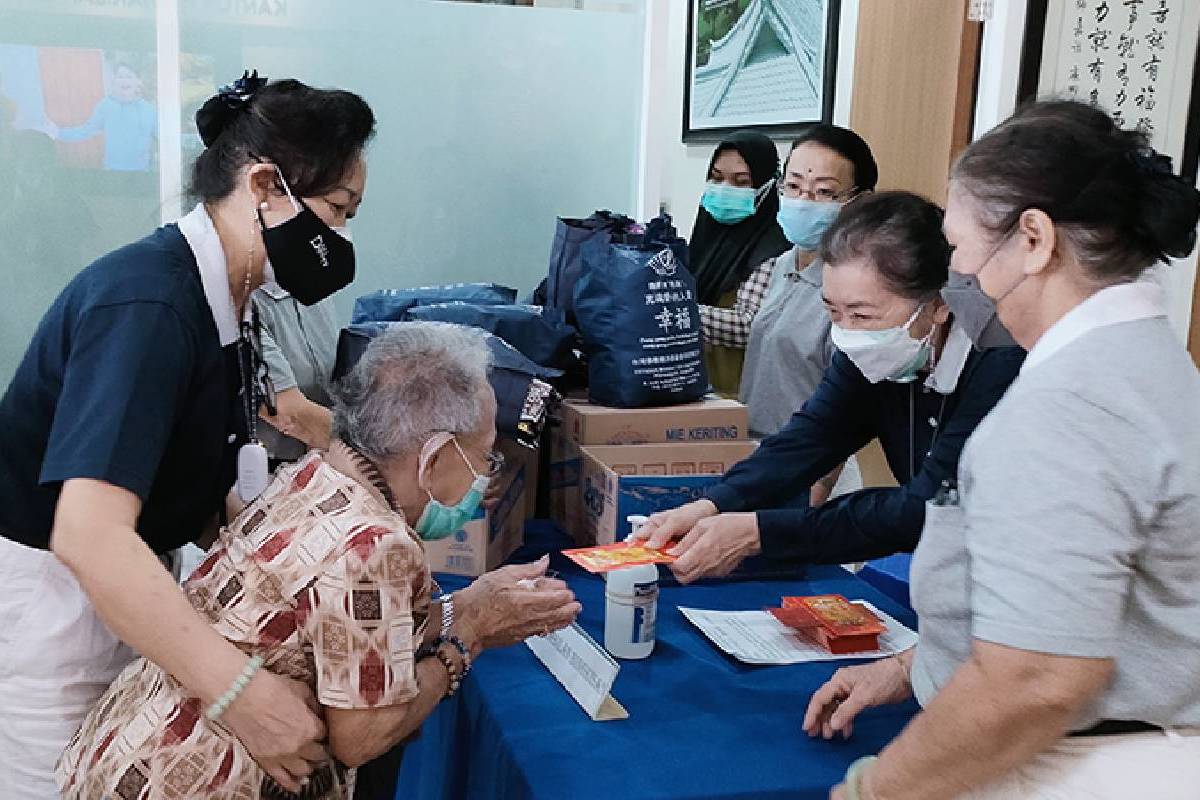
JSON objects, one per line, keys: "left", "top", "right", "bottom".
{"left": 925, "top": 319, "right": 972, "bottom": 395}
{"left": 1022, "top": 281, "right": 1166, "bottom": 374}
{"left": 176, "top": 202, "right": 248, "bottom": 347}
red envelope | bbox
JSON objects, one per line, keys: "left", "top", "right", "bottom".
{"left": 562, "top": 543, "right": 677, "bottom": 574}
{"left": 772, "top": 595, "right": 885, "bottom": 654}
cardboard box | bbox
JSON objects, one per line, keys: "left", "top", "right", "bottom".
{"left": 425, "top": 439, "right": 532, "bottom": 577}
{"left": 559, "top": 396, "right": 749, "bottom": 446}
{"left": 578, "top": 441, "right": 758, "bottom": 546}
{"left": 546, "top": 396, "right": 749, "bottom": 543}
{"left": 514, "top": 442, "right": 539, "bottom": 522}
{"left": 547, "top": 428, "right": 582, "bottom": 540}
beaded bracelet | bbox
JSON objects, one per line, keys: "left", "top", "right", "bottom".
{"left": 417, "top": 636, "right": 473, "bottom": 677}
{"left": 442, "top": 635, "right": 471, "bottom": 672}
{"left": 205, "top": 654, "right": 264, "bottom": 721}
{"left": 433, "top": 648, "right": 463, "bottom": 697}
{"left": 844, "top": 755, "right": 878, "bottom": 800}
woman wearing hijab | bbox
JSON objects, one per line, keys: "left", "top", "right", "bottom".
{"left": 690, "top": 130, "right": 791, "bottom": 396}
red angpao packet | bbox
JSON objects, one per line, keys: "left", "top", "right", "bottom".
{"left": 562, "top": 542, "right": 677, "bottom": 574}
{"left": 769, "top": 595, "right": 886, "bottom": 654}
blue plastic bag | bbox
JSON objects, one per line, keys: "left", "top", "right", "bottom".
{"left": 574, "top": 237, "right": 708, "bottom": 407}
{"left": 404, "top": 302, "right": 578, "bottom": 371}
{"left": 541, "top": 210, "right": 635, "bottom": 324}
{"left": 351, "top": 283, "right": 516, "bottom": 324}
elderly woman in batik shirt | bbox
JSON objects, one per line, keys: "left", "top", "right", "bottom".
{"left": 58, "top": 322, "right": 581, "bottom": 799}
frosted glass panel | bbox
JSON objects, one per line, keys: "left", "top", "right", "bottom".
{"left": 0, "top": 3, "right": 162, "bottom": 385}
{"left": 179, "top": 0, "right": 646, "bottom": 326}
{"left": 0, "top": 0, "right": 645, "bottom": 383}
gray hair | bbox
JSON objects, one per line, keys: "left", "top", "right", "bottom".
{"left": 331, "top": 322, "right": 492, "bottom": 460}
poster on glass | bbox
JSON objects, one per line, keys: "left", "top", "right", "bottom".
{"left": 684, "top": 0, "right": 840, "bottom": 143}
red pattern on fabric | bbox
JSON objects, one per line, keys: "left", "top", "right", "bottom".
{"left": 255, "top": 527, "right": 295, "bottom": 562}
{"left": 162, "top": 698, "right": 201, "bottom": 747}
{"left": 346, "top": 525, "right": 389, "bottom": 562}
{"left": 291, "top": 459, "right": 319, "bottom": 490}
{"left": 295, "top": 589, "right": 313, "bottom": 629}
{"left": 358, "top": 648, "right": 386, "bottom": 706}
{"left": 258, "top": 609, "right": 298, "bottom": 645}
{"left": 207, "top": 745, "right": 236, "bottom": 791}
{"left": 192, "top": 548, "right": 222, "bottom": 580}
{"left": 91, "top": 728, "right": 119, "bottom": 767}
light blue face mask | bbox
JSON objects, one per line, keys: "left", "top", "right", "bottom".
{"left": 414, "top": 436, "right": 490, "bottom": 541}
{"left": 701, "top": 182, "right": 762, "bottom": 225}
{"left": 776, "top": 195, "right": 843, "bottom": 250}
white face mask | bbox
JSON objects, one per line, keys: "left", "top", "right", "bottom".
{"left": 830, "top": 303, "right": 933, "bottom": 384}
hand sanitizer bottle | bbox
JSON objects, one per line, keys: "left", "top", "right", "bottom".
{"left": 605, "top": 562, "right": 658, "bottom": 659}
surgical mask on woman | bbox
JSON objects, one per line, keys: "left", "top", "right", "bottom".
{"left": 940, "top": 272, "right": 1016, "bottom": 349}
{"left": 259, "top": 166, "right": 356, "bottom": 305}
{"left": 831, "top": 304, "right": 933, "bottom": 384}
{"left": 776, "top": 195, "right": 843, "bottom": 249}
{"left": 701, "top": 182, "right": 770, "bottom": 225}
{"left": 414, "top": 434, "right": 489, "bottom": 541}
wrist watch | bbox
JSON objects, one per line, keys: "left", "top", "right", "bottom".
{"left": 441, "top": 594, "right": 455, "bottom": 638}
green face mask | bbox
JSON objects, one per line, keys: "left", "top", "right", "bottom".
{"left": 414, "top": 436, "right": 490, "bottom": 541}
{"left": 701, "top": 182, "right": 760, "bottom": 224}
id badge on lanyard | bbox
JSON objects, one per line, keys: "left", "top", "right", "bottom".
{"left": 236, "top": 307, "right": 276, "bottom": 502}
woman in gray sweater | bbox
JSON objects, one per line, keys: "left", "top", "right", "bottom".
{"left": 806, "top": 100, "right": 1200, "bottom": 799}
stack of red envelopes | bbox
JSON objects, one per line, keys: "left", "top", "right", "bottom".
{"left": 769, "top": 595, "right": 886, "bottom": 654}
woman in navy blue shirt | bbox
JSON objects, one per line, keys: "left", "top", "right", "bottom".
{"left": 634, "top": 192, "right": 1024, "bottom": 584}
{"left": 0, "top": 74, "right": 372, "bottom": 797}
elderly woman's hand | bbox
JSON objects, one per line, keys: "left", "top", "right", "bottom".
{"left": 455, "top": 556, "right": 581, "bottom": 652}
{"left": 804, "top": 656, "right": 913, "bottom": 740}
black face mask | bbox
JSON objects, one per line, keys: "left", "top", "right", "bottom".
{"left": 259, "top": 197, "right": 355, "bottom": 306}
{"left": 940, "top": 272, "right": 1017, "bottom": 349}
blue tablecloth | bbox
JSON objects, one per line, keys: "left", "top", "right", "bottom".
{"left": 396, "top": 524, "right": 919, "bottom": 800}
{"left": 858, "top": 554, "right": 913, "bottom": 611}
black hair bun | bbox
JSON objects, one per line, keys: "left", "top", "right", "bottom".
{"left": 1127, "top": 148, "right": 1200, "bottom": 261}
{"left": 195, "top": 70, "right": 268, "bottom": 148}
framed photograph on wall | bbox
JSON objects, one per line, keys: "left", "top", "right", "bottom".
{"left": 1018, "top": 0, "right": 1200, "bottom": 182}
{"left": 683, "top": 0, "right": 841, "bottom": 143}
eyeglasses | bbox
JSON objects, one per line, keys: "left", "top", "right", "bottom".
{"left": 432, "top": 431, "right": 507, "bottom": 479}
{"left": 778, "top": 181, "right": 858, "bottom": 203}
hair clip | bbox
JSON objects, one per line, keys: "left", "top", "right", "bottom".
{"left": 217, "top": 69, "right": 268, "bottom": 110}
{"left": 1128, "top": 148, "right": 1173, "bottom": 178}
{"left": 197, "top": 70, "right": 267, "bottom": 147}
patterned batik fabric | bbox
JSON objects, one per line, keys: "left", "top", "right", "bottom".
{"left": 57, "top": 452, "right": 432, "bottom": 800}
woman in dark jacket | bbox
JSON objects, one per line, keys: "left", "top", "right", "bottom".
{"left": 635, "top": 191, "right": 1024, "bottom": 583}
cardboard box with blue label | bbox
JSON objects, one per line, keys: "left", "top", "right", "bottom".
{"left": 578, "top": 440, "right": 758, "bottom": 546}
{"left": 548, "top": 397, "right": 749, "bottom": 542}
{"left": 426, "top": 439, "right": 536, "bottom": 577}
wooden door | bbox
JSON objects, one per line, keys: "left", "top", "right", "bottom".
{"left": 845, "top": 0, "right": 982, "bottom": 487}
{"left": 848, "top": 0, "right": 983, "bottom": 205}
